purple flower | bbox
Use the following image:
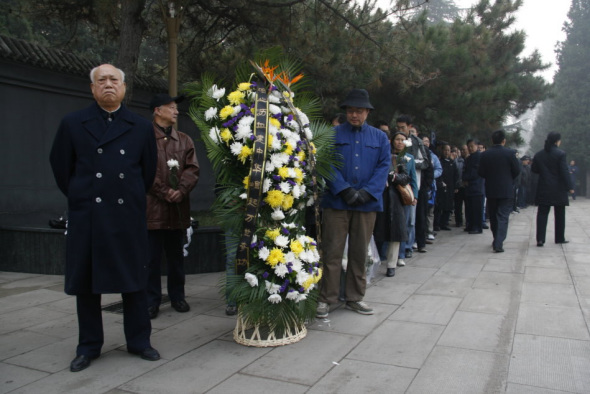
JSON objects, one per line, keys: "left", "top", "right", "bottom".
{"left": 249, "top": 135, "right": 255, "bottom": 141}
{"left": 281, "top": 228, "right": 290, "bottom": 235}
{"left": 287, "top": 114, "right": 293, "bottom": 122}
{"left": 287, "top": 263, "right": 293, "bottom": 274}
{"left": 262, "top": 271, "right": 269, "bottom": 279}
{"left": 301, "top": 161, "right": 307, "bottom": 166}
{"left": 250, "top": 242, "right": 257, "bottom": 248}
{"left": 287, "top": 180, "right": 297, "bottom": 186}
{"left": 289, "top": 155, "right": 295, "bottom": 161}
{"left": 299, "top": 286, "right": 305, "bottom": 292}
{"left": 258, "top": 241, "right": 265, "bottom": 248}
{"left": 273, "top": 175, "right": 282, "bottom": 181}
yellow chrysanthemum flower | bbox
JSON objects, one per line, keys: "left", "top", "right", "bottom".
{"left": 227, "top": 90, "right": 245, "bottom": 105}
{"left": 302, "top": 275, "right": 314, "bottom": 290}
{"left": 267, "top": 248, "right": 285, "bottom": 267}
{"left": 310, "top": 142, "right": 317, "bottom": 154}
{"left": 282, "top": 193, "right": 294, "bottom": 211}
{"left": 270, "top": 118, "right": 281, "bottom": 129}
{"left": 284, "top": 141, "right": 293, "bottom": 156}
{"left": 238, "top": 145, "right": 252, "bottom": 163}
{"left": 297, "top": 150, "right": 306, "bottom": 161}
{"left": 265, "top": 228, "right": 280, "bottom": 241}
{"left": 290, "top": 239, "right": 303, "bottom": 256}
{"left": 220, "top": 128, "right": 232, "bottom": 144}
{"left": 264, "top": 189, "right": 284, "bottom": 208}
{"left": 219, "top": 105, "right": 234, "bottom": 120}
{"left": 278, "top": 167, "right": 290, "bottom": 180}
{"left": 237, "top": 82, "right": 251, "bottom": 91}
{"left": 243, "top": 175, "right": 250, "bottom": 190}
{"left": 267, "top": 134, "right": 274, "bottom": 148}
{"left": 314, "top": 268, "right": 323, "bottom": 283}
{"left": 294, "top": 168, "right": 304, "bottom": 184}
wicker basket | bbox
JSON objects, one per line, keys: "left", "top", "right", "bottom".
{"left": 233, "top": 314, "right": 307, "bottom": 347}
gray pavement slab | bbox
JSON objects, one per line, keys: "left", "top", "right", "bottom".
{"left": 2, "top": 198, "right": 590, "bottom": 393}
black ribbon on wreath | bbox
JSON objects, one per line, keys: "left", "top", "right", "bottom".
{"left": 235, "top": 83, "right": 269, "bottom": 275}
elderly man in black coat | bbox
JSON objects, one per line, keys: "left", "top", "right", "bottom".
{"left": 478, "top": 130, "right": 521, "bottom": 253}
{"left": 532, "top": 132, "right": 574, "bottom": 246}
{"left": 50, "top": 64, "right": 159, "bottom": 372}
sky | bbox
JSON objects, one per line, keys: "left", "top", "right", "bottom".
{"left": 376, "top": 0, "right": 572, "bottom": 82}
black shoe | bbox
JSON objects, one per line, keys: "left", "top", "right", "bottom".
{"left": 468, "top": 230, "right": 482, "bottom": 234}
{"left": 556, "top": 240, "right": 569, "bottom": 244}
{"left": 455, "top": 223, "right": 463, "bottom": 228}
{"left": 537, "top": 241, "right": 544, "bottom": 247}
{"left": 433, "top": 227, "right": 441, "bottom": 232}
{"left": 440, "top": 226, "right": 451, "bottom": 231}
{"left": 148, "top": 305, "right": 159, "bottom": 319}
{"left": 225, "top": 305, "right": 237, "bottom": 316}
{"left": 417, "top": 247, "right": 427, "bottom": 253}
{"left": 386, "top": 268, "right": 396, "bottom": 277}
{"left": 493, "top": 247, "right": 504, "bottom": 253}
{"left": 405, "top": 250, "right": 413, "bottom": 258}
{"left": 482, "top": 223, "right": 489, "bottom": 229}
{"left": 70, "top": 354, "right": 98, "bottom": 372}
{"left": 171, "top": 300, "right": 190, "bottom": 313}
{"left": 128, "top": 347, "right": 160, "bottom": 361}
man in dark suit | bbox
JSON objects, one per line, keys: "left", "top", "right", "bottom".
{"left": 477, "top": 130, "right": 520, "bottom": 252}
{"left": 463, "top": 139, "right": 484, "bottom": 234}
{"left": 50, "top": 64, "right": 160, "bottom": 372}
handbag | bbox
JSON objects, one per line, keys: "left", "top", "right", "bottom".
{"left": 396, "top": 183, "right": 414, "bottom": 205}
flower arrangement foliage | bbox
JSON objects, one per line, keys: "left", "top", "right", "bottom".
{"left": 185, "top": 50, "right": 337, "bottom": 334}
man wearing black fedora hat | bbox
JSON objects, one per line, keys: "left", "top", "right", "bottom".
{"left": 317, "top": 89, "right": 391, "bottom": 318}
{"left": 146, "top": 93, "right": 200, "bottom": 319}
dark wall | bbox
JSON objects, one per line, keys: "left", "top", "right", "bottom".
{"left": 0, "top": 60, "right": 215, "bottom": 225}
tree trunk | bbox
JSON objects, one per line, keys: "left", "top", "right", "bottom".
{"left": 116, "top": 0, "right": 147, "bottom": 104}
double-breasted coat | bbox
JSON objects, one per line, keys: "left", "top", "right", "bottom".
{"left": 50, "top": 103, "right": 157, "bottom": 295}
{"left": 532, "top": 145, "right": 573, "bottom": 206}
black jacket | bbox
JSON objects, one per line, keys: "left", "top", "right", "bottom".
{"left": 478, "top": 145, "right": 520, "bottom": 199}
{"left": 532, "top": 145, "right": 573, "bottom": 206}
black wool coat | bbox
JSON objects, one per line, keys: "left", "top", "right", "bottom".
{"left": 478, "top": 145, "right": 520, "bottom": 199}
{"left": 50, "top": 103, "right": 157, "bottom": 295}
{"left": 532, "top": 145, "right": 573, "bottom": 206}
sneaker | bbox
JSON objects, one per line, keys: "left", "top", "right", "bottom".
{"left": 345, "top": 300, "right": 374, "bottom": 315}
{"left": 427, "top": 234, "right": 435, "bottom": 240}
{"left": 397, "top": 259, "right": 405, "bottom": 267}
{"left": 316, "top": 302, "right": 329, "bottom": 318}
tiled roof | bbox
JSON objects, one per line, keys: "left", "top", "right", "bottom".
{"left": 0, "top": 34, "right": 167, "bottom": 91}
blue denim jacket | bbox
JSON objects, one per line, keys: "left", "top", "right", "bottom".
{"left": 320, "top": 122, "right": 391, "bottom": 212}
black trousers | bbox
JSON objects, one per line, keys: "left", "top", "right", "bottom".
{"left": 415, "top": 188, "right": 429, "bottom": 248}
{"left": 454, "top": 188, "right": 465, "bottom": 225}
{"left": 487, "top": 198, "right": 513, "bottom": 249}
{"left": 148, "top": 229, "right": 186, "bottom": 307}
{"left": 465, "top": 195, "right": 483, "bottom": 232}
{"left": 76, "top": 291, "right": 152, "bottom": 356}
{"left": 536, "top": 204, "right": 566, "bottom": 243}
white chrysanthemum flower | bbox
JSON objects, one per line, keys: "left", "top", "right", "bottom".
{"left": 286, "top": 119, "right": 300, "bottom": 131}
{"left": 239, "top": 115, "right": 255, "bottom": 127}
{"left": 230, "top": 142, "right": 244, "bottom": 156}
{"left": 232, "top": 105, "right": 242, "bottom": 117}
{"left": 209, "top": 127, "right": 221, "bottom": 143}
{"left": 271, "top": 134, "right": 283, "bottom": 151}
{"left": 284, "top": 251, "right": 295, "bottom": 263}
{"left": 262, "top": 178, "right": 272, "bottom": 193}
{"left": 269, "top": 104, "right": 282, "bottom": 116}
{"left": 270, "top": 153, "right": 288, "bottom": 168}
{"left": 298, "top": 250, "right": 311, "bottom": 263}
{"left": 296, "top": 271, "right": 310, "bottom": 286}
{"left": 268, "top": 294, "right": 282, "bottom": 304}
{"left": 274, "top": 235, "right": 289, "bottom": 248}
{"left": 207, "top": 84, "right": 225, "bottom": 101}
{"left": 235, "top": 125, "right": 253, "bottom": 142}
{"left": 239, "top": 193, "right": 247, "bottom": 199}
{"left": 269, "top": 91, "right": 281, "bottom": 103}
{"left": 295, "top": 108, "right": 309, "bottom": 126}
{"left": 296, "top": 293, "right": 307, "bottom": 303}
{"left": 289, "top": 208, "right": 298, "bottom": 216}
{"left": 271, "top": 209, "right": 285, "bottom": 221}
{"left": 251, "top": 234, "right": 257, "bottom": 244}
{"left": 287, "top": 137, "right": 299, "bottom": 150}
{"left": 404, "top": 139, "right": 412, "bottom": 147}
{"left": 265, "top": 161, "right": 275, "bottom": 173}
{"left": 248, "top": 91, "right": 257, "bottom": 101}
{"left": 286, "top": 291, "right": 299, "bottom": 301}
{"left": 291, "top": 259, "right": 302, "bottom": 273}
{"left": 204, "top": 107, "right": 218, "bottom": 121}
{"left": 258, "top": 247, "right": 270, "bottom": 261}
{"left": 245, "top": 273, "right": 258, "bottom": 287}
{"left": 274, "top": 263, "right": 289, "bottom": 278}
{"left": 167, "top": 159, "right": 179, "bottom": 169}
{"left": 291, "top": 184, "right": 302, "bottom": 199}
{"left": 265, "top": 280, "right": 281, "bottom": 294}
{"left": 306, "top": 196, "right": 315, "bottom": 206}
{"left": 288, "top": 168, "right": 297, "bottom": 178}
{"left": 297, "top": 235, "right": 308, "bottom": 246}
{"left": 304, "top": 127, "right": 313, "bottom": 140}
{"left": 279, "top": 182, "right": 292, "bottom": 194}
{"left": 281, "top": 106, "right": 291, "bottom": 114}
{"left": 281, "top": 128, "right": 293, "bottom": 140}
{"left": 311, "top": 248, "right": 320, "bottom": 262}
{"left": 284, "top": 222, "right": 297, "bottom": 229}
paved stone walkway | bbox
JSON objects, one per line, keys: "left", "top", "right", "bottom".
{"left": 1, "top": 198, "right": 589, "bottom": 393}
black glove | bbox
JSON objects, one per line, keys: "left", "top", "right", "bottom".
{"left": 356, "top": 189, "right": 373, "bottom": 205}
{"left": 392, "top": 173, "right": 410, "bottom": 186}
{"left": 339, "top": 187, "right": 359, "bottom": 205}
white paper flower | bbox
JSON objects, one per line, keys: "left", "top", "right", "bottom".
{"left": 265, "top": 280, "right": 281, "bottom": 295}
{"left": 286, "top": 291, "right": 299, "bottom": 301}
{"left": 204, "top": 107, "right": 218, "bottom": 121}
{"left": 404, "top": 139, "right": 413, "bottom": 147}
{"left": 258, "top": 247, "right": 270, "bottom": 261}
{"left": 304, "top": 127, "right": 313, "bottom": 140}
{"left": 271, "top": 209, "right": 285, "bottom": 221}
{"left": 262, "top": 178, "right": 272, "bottom": 193}
{"left": 268, "top": 294, "right": 282, "bottom": 304}
{"left": 167, "top": 159, "right": 179, "bottom": 169}
{"left": 269, "top": 104, "right": 282, "bottom": 115}
{"left": 274, "top": 263, "right": 289, "bottom": 278}
{"left": 295, "top": 108, "right": 309, "bottom": 126}
{"left": 274, "top": 235, "right": 289, "bottom": 248}
{"left": 239, "top": 193, "right": 247, "bottom": 199}
{"left": 269, "top": 91, "right": 281, "bottom": 103}
{"left": 245, "top": 273, "right": 258, "bottom": 287}
{"left": 296, "top": 293, "right": 308, "bottom": 303}
{"left": 207, "top": 84, "right": 225, "bottom": 101}
{"left": 306, "top": 196, "right": 315, "bottom": 206}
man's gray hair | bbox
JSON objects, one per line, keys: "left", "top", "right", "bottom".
{"left": 89, "top": 65, "right": 126, "bottom": 83}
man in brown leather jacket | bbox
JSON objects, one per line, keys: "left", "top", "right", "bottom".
{"left": 146, "top": 93, "right": 200, "bottom": 319}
